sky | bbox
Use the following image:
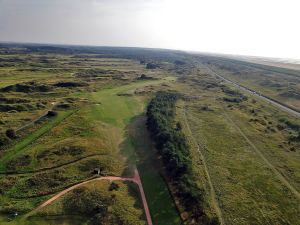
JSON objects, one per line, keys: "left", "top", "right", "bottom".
{"left": 0, "top": 0, "right": 299, "bottom": 59}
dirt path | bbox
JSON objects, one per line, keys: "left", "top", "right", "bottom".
{"left": 16, "top": 102, "right": 58, "bottom": 132}
{"left": 223, "top": 112, "right": 300, "bottom": 201}
{"left": 182, "top": 104, "right": 225, "bottom": 225}
{"left": 0, "top": 153, "right": 108, "bottom": 175}
{"left": 31, "top": 168, "right": 153, "bottom": 225}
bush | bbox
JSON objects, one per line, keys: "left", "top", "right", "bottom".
{"left": 109, "top": 182, "right": 120, "bottom": 191}
{"left": 79, "top": 159, "right": 103, "bottom": 172}
{"left": 0, "top": 82, "right": 52, "bottom": 93}
{"left": 146, "top": 63, "right": 158, "bottom": 69}
{"left": 174, "top": 60, "right": 186, "bottom": 65}
{"left": 54, "top": 81, "right": 87, "bottom": 88}
{"left": 137, "top": 74, "right": 155, "bottom": 80}
{"left": 46, "top": 110, "right": 57, "bottom": 117}
{"left": 53, "top": 145, "right": 85, "bottom": 156}
{"left": 6, "top": 154, "right": 32, "bottom": 170}
{"left": 24, "top": 170, "right": 67, "bottom": 192}
{"left": 223, "top": 97, "right": 247, "bottom": 103}
{"left": 0, "top": 104, "right": 31, "bottom": 112}
{"left": 63, "top": 187, "right": 108, "bottom": 217}
{"left": 6, "top": 128, "right": 16, "bottom": 139}
{"left": 0, "top": 135, "right": 10, "bottom": 148}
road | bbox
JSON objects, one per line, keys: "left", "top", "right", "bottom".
{"left": 30, "top": 168, "right": 153, "bottom": 225}
{"left": 205, "top": 66, "right": 300, "bottom": 118}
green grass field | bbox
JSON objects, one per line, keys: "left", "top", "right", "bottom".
{"left": 0, "top": 110, "right": 75, "bottom": 171}
{"left": 83, "top": 78, "right": 182, "bottom": 224}
{"left": 0, "top": 49, "right": 181, "bottom": 225}
{"left": 176, "top": 73, "right": 300, "bottom": 224}
{"left": 1, "top": 45, "right": 299, "bottom": 225}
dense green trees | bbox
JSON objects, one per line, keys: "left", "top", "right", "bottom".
{"left": 147, "top": 92, "right": 211, "bottom": 224}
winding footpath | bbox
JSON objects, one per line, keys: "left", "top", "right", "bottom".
{"left": 31, "top": 168, "right": 153, "bottom": 225}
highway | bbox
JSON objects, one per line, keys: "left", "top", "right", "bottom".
{"left": 205, "top": 66, "right": 300, "bottom": 118}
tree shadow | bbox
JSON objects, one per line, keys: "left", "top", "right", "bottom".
{"left": 119, "top": 113, "right": 182, "bottom": 225}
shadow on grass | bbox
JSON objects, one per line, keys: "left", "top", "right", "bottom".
{"left": 120, "top": 114, "right": 182, "bottom": 225}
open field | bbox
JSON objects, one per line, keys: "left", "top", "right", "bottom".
{"left": 175, "top": 70, "right": 300, "bottom": 224}
{"left": 0, "top": 45, "right": 181, "bottom": 225}
{"left": 0, "top": 44, "right": 299, "bottom": 225}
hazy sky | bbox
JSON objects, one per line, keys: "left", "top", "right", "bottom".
{"left": 0, "top": 0, "right": 299, "bottom": 59}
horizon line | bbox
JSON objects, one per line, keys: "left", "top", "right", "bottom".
{"left": 1, "top": 40, "right": 300, "bottom": 62}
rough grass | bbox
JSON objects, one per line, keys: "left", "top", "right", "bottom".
{"left": 205, "top": 61, "right": 300, "bottom": 111}
{"left": 0, "top": 110, "right": 75, "bottom": 171}
{"left": 0, "top": 50, "right": 178, "bottom": 224}
{"left": 4, "top": 181, "right": 145, "bottom": 225}
{"left": 178, "top": 77, "right": 300, "bottom": 224}
{"left": 33, "top": 180, "right": 145, "bottom": 223}
{"left": 175, "top": 100, "right": 220, "bottom": 221}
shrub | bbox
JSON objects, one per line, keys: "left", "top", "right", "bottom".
{"left": 6, "top": 128, "right": 16, "bottom": 139}
{"left": 46, "top": 110, "right": 57, "bottom": 117}
{"left": 0, "top": 135, "right": 10, "bottom": 148}
{"left": 109, "top": 182, "right": 120, "bottom": 191}
{"left": 6, "top": 155, "right": 32, "bottom": 170}
{"left": 54, "top": 81, "right": 87, "bottom": 88}
{"left": 0, "top": 82, "right": 52, "bottom": 93}
{"left": 174, "top": 60, "right": 186, "bottom": 65}
{"left": 79, "top": 159, "right": 103, "bottom": 172}
{"left": 223, "top": 97, "right": 247, "bottom": 103}
{"left": 25, "top": 170, "right": 67, "bottom": 191}
{"left": 53, "top": 145, "right": 85, "bottom": 156}
{"left": 137, "top": 74, "right": 155, "bottom": 80}
{"left": 63, "top": 187, "right": 108, "bottom": 217}
{"left": 146, "top": 62, "right": 158, "bottom": 69}
{"left": 0, "top": 104, "right": 30, "bottom": 112}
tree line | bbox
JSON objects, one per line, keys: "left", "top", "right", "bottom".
{"left": 146, "top": 92, "right": 219, "bottom": 225}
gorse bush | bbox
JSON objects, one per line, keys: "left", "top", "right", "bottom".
{"left": 146, "top": 92, "right": 211, "bottom": 224}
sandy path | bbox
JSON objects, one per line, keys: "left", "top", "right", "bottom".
{"left": 32, "top": 168, "right": 153, "bottom": 225}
